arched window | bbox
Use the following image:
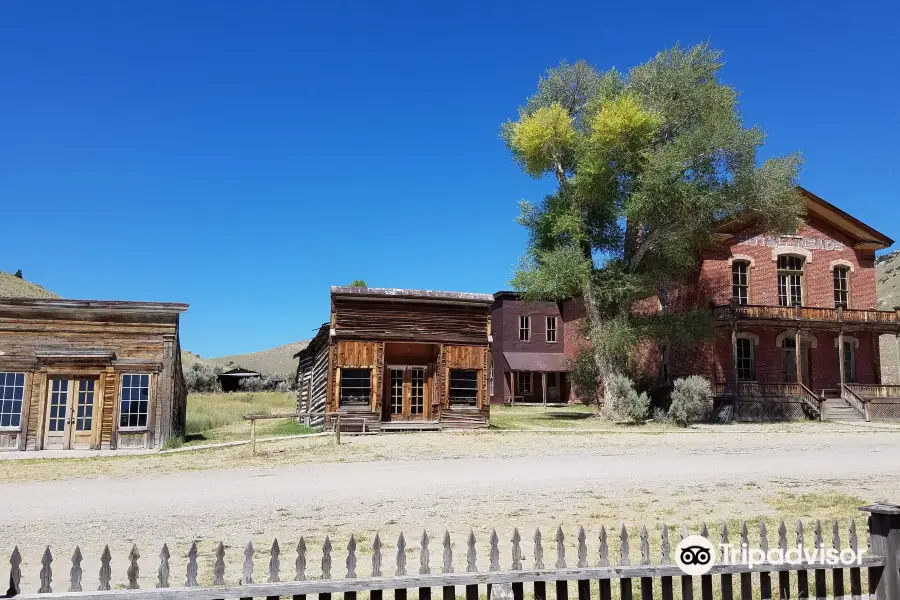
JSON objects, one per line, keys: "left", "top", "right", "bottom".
{"left": 833, "top": 266, "right": 850, "bottom": 308}
{"left": 731, "top": 261, "right": 749, "bottom": 305}
{"left": 777, "top": 255, "right": 805, "bottom": 307}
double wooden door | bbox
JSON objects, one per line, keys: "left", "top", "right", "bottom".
{"left": 44, "top": 378, "right": 97, "bottom": 450}
{"left": 386, "top": 365, "right": 428, "bottom": 420}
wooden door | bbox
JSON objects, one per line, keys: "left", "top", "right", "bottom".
{"left": 386, "top": 365, "right": 428, "bottom": 421}
{"left": 70, "top": 379, "right": 97, "bottom": 449}
{"left": 44, "top": 378, "right": 71, "bottom": 450}
{"left": 43, "top": 377, "right": 97, "bottom": 450}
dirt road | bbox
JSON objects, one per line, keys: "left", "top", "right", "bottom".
{"left": 3, "top": 429, "right": 898, "bottom": 589}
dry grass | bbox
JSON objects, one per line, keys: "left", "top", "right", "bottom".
{"left": 489, "top": 404, "right": 678, "bottom": 430}
{"left": 184, "top": 391, "right": 310, "bottom": 445}
{"left": 0, "top": 271, "right": 58, "bottom": 298}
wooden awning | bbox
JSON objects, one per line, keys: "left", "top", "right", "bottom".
{"left": 503, "top": 352, "right": 569, "bottom": 373}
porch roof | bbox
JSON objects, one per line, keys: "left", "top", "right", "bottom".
{"left": 503, "top": 351, "right": 569, "bottom": 373}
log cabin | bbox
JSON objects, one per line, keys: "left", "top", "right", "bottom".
{"left": 296, "top": 286, "right": 493, "bottom": 431}
{"left": 0, "top": 298, "right": 189, "bottom": 451}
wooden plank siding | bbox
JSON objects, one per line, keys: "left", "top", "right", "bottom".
{"left": 323, "top": 288, "right": 492, "bottom": 430}
{"left": 0, "top": 299, "right": 188, "bottom": 452}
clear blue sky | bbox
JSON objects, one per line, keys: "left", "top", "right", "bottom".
{"left": 2, "top": 1, "right": 898, "bottom": 357}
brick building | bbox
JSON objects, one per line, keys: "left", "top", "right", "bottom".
{"left": 489, "top": 292, "right": 589, "bottom": 404}
{"left": 646, "top": 188, "right": 900, "bottom": 421}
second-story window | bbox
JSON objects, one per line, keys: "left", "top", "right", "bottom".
{"left": 519, "top": 316, "right": 530, "bottom": 342}
{"left": 659, "top": 287, "right": 669, "bottom": 312}
{"left": 834, "top": 266, "right": 850, "bottom": 308}
{"left": 732, "top": 261, "right": 749, "bottom": 305}
{"left": 546, "top": 316, "right": 557, "bottom": 342}
{"left": 777, "top": 255, "right": 804, "bottom": 307}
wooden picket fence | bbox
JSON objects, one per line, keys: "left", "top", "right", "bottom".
{"left": 5, "top": 503, "right": 900, "bottom": 600}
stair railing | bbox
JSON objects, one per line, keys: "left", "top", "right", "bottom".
{"left": 842, "top": 384, "right": 870, "bottom": 421}
{"left": 798, "top": 383, "right": 823, "bottom": 420}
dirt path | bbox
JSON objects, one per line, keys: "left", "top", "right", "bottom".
{"left": 3, "top": 429, "right": 899, "bottom": 589}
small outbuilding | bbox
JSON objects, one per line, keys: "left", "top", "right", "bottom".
{"left": 217, "top": 368, "right": 262, "bottom": 393}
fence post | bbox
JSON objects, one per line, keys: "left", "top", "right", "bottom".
{"left": 861, "top": 502, "right": 900, "bottom": 600}
{"left": 250, "top": 418, "right": 257, "bottom": 456}
{"left": 335, "top": 414, "right": 341, "bottom": 445}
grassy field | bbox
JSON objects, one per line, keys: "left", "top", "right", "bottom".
{"left": 490, "top": 403, "right": 680, "bottom": 431}
{"left": 182, "top": 391, "right": 319, "bottom": 446}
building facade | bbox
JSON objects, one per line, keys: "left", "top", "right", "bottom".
{"left": 0, "top": 298, "right": 189, "bottom": 451}
{"left": 490, "top": 292, "right": 580, "bottom": 404}
{"left": 296, "top": 287, "right": 493, "bottom": 430}
{"left": 647, "top": 188, "right": 900, "bottom": 420}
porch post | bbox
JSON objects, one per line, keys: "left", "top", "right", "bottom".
{"left": 838, "top": 329, "right": 847, "bottom": 390}
{"left": 510, "top": 371, "right": 516, "bottom": 406}
{"left": 795, "top": 328, "right": 803, "bottom": 387}
{"left": 895, "top": 332, "right": 900, "bottom": 385}
{"left": 542, "top": 372, "right": 547, "bottom": 409}
{"left": 731, "top": 324, "right": 739, "bottom": 395}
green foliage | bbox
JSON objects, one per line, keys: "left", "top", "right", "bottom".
{"left": 349, "top": 280, "right": 368, "bottom": 287}
{"left": 506, "top": 103, "right": 575, "bottom": 177}
{"left": 13, "top": 269, "right": 22, "bottom": 279}
{"left": 504, "top": 43, "right": 805, "bottom": 375}
{"left": 569, "top": 347, "right": 601, "bottom": 406}
{"left": 604, "top": 374, "right": 650, "bottom": 424}
{"left": 183, "top": 362, "right": 223, "bottom": 393}
{"left": 668, "top": 375, "right": 713, "bottom": 427}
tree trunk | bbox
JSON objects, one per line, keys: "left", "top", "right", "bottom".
{"left": 581, "top": 278, "right": 615, "bottom": 410}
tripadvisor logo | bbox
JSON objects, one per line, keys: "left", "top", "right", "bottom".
{"left": 676, "top": 536, "right": 715, "bottom": 575}
{"left": 674, "top": 534, "right": 867, "bottom": 576}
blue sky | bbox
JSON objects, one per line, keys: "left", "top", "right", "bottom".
{"left": 2, "top": 1, "right": 898, "bottom": 357}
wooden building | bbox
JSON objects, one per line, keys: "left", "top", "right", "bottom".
{"left": 296, "top": 287, "right": 493, "bottom": 431}
{"left": 217, "top": 368, "right": 262, "bottom": 393}
{"left": 0, "top": 298, "right": 189, "bottom": 451}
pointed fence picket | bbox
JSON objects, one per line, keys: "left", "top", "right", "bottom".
{"left": 7, "top": 504, "right": 900, "bottom": 600}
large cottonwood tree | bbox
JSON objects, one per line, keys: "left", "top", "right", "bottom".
{"left": 502, "top": 44, "right": 805, "bottom": 383}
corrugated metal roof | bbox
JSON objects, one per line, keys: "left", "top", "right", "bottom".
{"left": 331, "top": 286, "right": 493, "bottom": 303}
{"left": 503, "top": 352, "right": 570, "bottom": 373}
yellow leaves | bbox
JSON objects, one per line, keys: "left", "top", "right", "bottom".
{"left": 588, "top": 94, "right": 660, "bottom": 154}
{"left": 508, "top": 103, "right": 575, "bottom": 176}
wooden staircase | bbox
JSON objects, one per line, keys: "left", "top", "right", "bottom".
{"left": 820, "top": 389, "right": 866, "bottom": 422}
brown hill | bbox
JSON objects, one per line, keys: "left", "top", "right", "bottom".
{"left": 183, "top": 341, "right": 309, "bottom": 377}
{"left": 0, "top": 271, "right": 59, "bottom": 299}
{"left": 878, "top": 251, "right": 900, "bottom": 384}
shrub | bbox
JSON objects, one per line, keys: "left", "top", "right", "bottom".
{"left": 604, "top": 374, "right": 650, "bottom": 424}
{"left": 668, "top": 375, "right": 712, "bottom": 427}
{"left": 238, "top": 376, "right": 266, "bottom": 392}
{"left": 183, "top": 362, "right": 222, "bottom": 393}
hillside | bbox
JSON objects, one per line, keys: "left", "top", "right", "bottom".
{"left": 0, "top": 271, "right": 59, "bottom": 299}
{"left": 878, "top": 250, "right": 900, "bottom": 384}
{"left": 183, "top": 341, "right": 309, "bottom": 377}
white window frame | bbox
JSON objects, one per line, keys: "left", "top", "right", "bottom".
{"left": 119, "top": 373, "right": 152, "bottom": 431}
{"left": 777, "top": 254, "right": 805, "bottom": 307}
{"left": 0, "top": 372, "right": 25, "bottom": 430}
{"left": 545, "top": 316, "right": 557, "bottom": 343}
{"left": 833, "top": 266, "right": 850, "bottom": 309}
{"left": 732, "top": 261, "right": 750, "bottom": 305}
{"left": 519, "top": 316, "right": 531, "bottom": 342}
{"left": 516, "top": 371, "right": 533, "bottom": 395}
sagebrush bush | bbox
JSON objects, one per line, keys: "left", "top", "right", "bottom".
{"left": 604, "top": 374, "right": 650, "bottom": 424}
{"left": 668, "top": 375, "right": 712, "bottom": 427}
{"left": 238, "top": 376, "right": 266, "bottom": 392}
{"left": 183, "top": 362, "right": 222, "bottom": 393}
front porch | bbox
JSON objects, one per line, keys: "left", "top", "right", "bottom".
{"left": 714, "top": 302, "right": 900, "bottom": 422}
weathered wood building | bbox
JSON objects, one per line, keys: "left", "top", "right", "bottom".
{"left": 0, "top": 298, "right": 189, "bottom": 451}
{"left": 296, "top": 287, "right": 493, "bottom": 431}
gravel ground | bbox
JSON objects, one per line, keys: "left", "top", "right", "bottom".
{"left": 3, "top": 428, "right": 899, "bottom": 591}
